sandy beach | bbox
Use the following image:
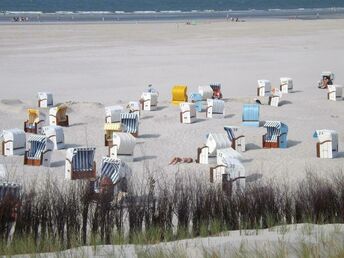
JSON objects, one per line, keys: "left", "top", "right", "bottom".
{"left": 1, "top": 19, "right": 344, "bottom": 189}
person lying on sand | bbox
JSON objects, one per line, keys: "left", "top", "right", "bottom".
{"left": 169, "top": 157, "right": 193, "bottom": 165}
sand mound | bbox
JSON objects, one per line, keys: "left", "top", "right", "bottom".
{"left": 1, "top": 99, "right": 23, "bottom": 106}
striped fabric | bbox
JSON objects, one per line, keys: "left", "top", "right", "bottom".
{"left": 100, "top": 157, "right": 121, "bottom": 185}
{"left": 71, "top": 147, "right": 95, "bottom": 172}
{"left": 224, "top": 127, "right": 236, "bottom": 141}
{"left": 212, "top": 99, "right": 224, "bottom": 114}
{"left": 0, "top": 182, "right": 21, "bottom": 200}
{"left": 263, "top": 121, "right": 281, "bottom": 142}
{"left": 27, "top": 135, "right": 47, "bottom": 159}
{"left": 121, "top": 113, "right": 139, "bottom": 134}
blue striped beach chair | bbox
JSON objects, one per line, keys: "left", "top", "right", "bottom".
{"left": 242, "top": 104, "right": 260, "bottom": 127}
{"left": 262, "top": 121, "right": 288, "bottom": 148}
{"left": 65, "top": 147, "right": 96, "bottom": 180}
{"left": 24, "top": 135, "right": 53, "bottom": 166}
{"left": 224, "top": 126, "right": 246, "bottom": 152}
{"left": 121, "top": 113, "right": 139, "bottom": 137}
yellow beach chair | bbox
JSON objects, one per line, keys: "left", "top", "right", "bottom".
{"left": 171, "top": 85, "right": 188, "bottom": 105}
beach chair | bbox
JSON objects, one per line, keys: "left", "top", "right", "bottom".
{"left": 206, "top": 133, "right": 231, "bottom": 157}
{"left": 171, "top": 85, "right": 188, "bottom": 105}
{"left": 224, "top": 126, "right": 246, "bottom": 152}
{"left": 318, "top": 71, "right": 335, "bottom": 88}
{"left": 242, "top": 104, "right": 260, "bottom": 127}
{"left": 24, "top": 109, "right": 45, "bottom": 134}
{"left": 209, "top": 83, "right": 222, "bottom": 99}
{"left": 24, "top": 135, "right": 53, "bottom": 167}
{"left": 104, "top": 123, "right": 122, "bottom": 146}
{"left": 257, "top": 80, "right": 271, "bottom": 97}
{"left": 0, "top": 182, "right": 21, "bottom": 222}
{"left": 38, "top": 92, "right": 53, "bottom": 108}
{"left": 210, "top": 157, "right": 246, "bottom": 193}
{"left": 313, "top": 130, "right": 338, "bottom": 159}
{"left": 198, "top": 86, "right": 213, "bottom": 100}
{"left": 262, "top": 121, "right": 288, "bottom": 149}
{"left": 1, "top": 129, "right": 26, "bottom": 156}
{"left": 179, "top": 102, "right": 196, "bottom": 124}
{"left": 65, "top": 147, "right": 96, "bottom": 180}
{"left": 105, "top": 106, "right": 123, "bottom": 123}
{"left": 327, "top": 85, "right": 343, "bottom": 101}
{"left": 217, "top": 148, "right": 242, "bottom": 166}
{"left": 109, "top": 133, "right": 136, "bottom": 160}
{"left": 280, "top": 77, "right": 293, "bottom": 93}
{"left": 196, "top": 145, "right": 209, "bottom": 164}
{"left": 268, "top": 88, "right": 282, "bottom": 107}
{"left": 206, "top": 99, "right": 225, "bottom": 118}
{"left": 189, "top": 93, "right": 203, "bottom": 112}
{"left": 140, "top": 92, "right": 158, "bottom": 111}
{"left": 127, "top": 101, "right": 141, "bottom": 118}
{"left": 49, "top": 105, "right": 69, "bottom": 126}
{"left": 90, "top": 157, "right": 131, "bottom": 198}
{"left": 121, "top": 113, "right": 139, "bottom": 137}
{"left": 42, "top": 125, "right": 65, "bottom": 150}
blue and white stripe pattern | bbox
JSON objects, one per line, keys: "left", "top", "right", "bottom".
{"left": 0, "top": 182, "right": 21, "bottom": 200}
{"left": 100, "top": 157, "right": 121, "bottom": 185}
{"left": 121, "top": 113, "right": 139, "bottom": 134}
{"left": 72, "top": 147, "right": 95, "bottom": 172}
{"left": 264, "top": 121, "right": 281, "bottom": 142}
{"left": 27, "top": 135, "right": 46, "bottom": 159}
{"left": 212, "top": 99, "right": 224, "bottom": 114}
{"left": 224, "top": 127, "right": 236, "bottom": 141}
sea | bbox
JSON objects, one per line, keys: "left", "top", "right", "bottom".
{"left": 1, "top": 0, "right": 344, "bottom": 23}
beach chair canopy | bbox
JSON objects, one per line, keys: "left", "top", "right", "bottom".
{"left": 180, "top": 102, "right": 196, "bottom": 112}
{"left": 67, "top": 147, "right": 96, "bottom": 172}
{"left": 258, "top": 80, "right": 271, "bottom": 88}
{"left": 104, "top": 122, "right": 121, "bottom": 132}
{"left": 189, "top": 93, "right": 202, "bottom": 102}
{"left": 217, "top": 148, "right": 242, "bottom": 165}
{"left": 120, "top": 113, "right": 139, "bottom": 134}
{"left": 141, "top": 92, "right": 158, "bottom": 104}
{"left": 313, "top": 129, "right": 337, "bottom": 142}
{"left": 105, "top": 106, "right": 123, "bottom": 123}
{"left": 209, "top": 83, "right": 221, "bottom": 91}
{"left": 206, "top": 133, "right": 231, "bottom": 156}
{"left": 27, "top": 109, "right": 43, "bottom": 124}
{"left": 271, "top": 88, "right": 282, "bottom": 97}
{"left": 242, "top": 104, "right": 260, "bottom": 121}
{"left": 224, "top": 126, "right": 239, "bottom": 141}
{"left": 112, "top": 132, "right": 136, "bottom": 155}
{"left": 321, "top": 72, "right": 335, "bottom": 80}
{"left": 263, "top": 121, "right": 288, "bottom": 142}
{"left": 26, "top": 135, "right": 50, "bottom": 160}
{"left": 42, "top": 125, "right": 64, "bottom": 144}
{"left": 2, "top": 129, "right": 26, "bottom": 150}
{"left": 99, "top": 157, "right": 131, "bottom": 186}
{"left": 0, "top": 182, "right": 21, "bottom": 201}
{"left": 172, "top": 85, "right": 188, "bottom": 104}
{"left": 198, "top": 86, "right": 213, "bottom": 100}
{"left": 50, "top": 105, "right": 67, "bottom": 119}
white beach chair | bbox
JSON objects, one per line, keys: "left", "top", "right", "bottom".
{"left": 141, "top": 92, "right": 158, "bottom": 111}
{"left": 24, "top": 135, "right": 53, "bottom": 167}
{"left": 91, "top": 157, "right": 131, "bottom": 197}
{"left": 127, "top": 101, "right": 141, "bottom": 118}
{"left": 224, "top": 126, "right": 246, "bottom": 152}
{"left": 1, "top": 129, "right": 26, "bottom": 156}
{"left": 105, "top": 106, "right": 123, "bottom": 123}
{"left": 257, "top": 80, "right": 271, "bottom": 97}
{"left": 280, "top": 77, "right": 293, "bottom": 93}
{"left": 38, "top": 92, "right": 53, "bottom": 108}
{"left": 313, "top": 130, "right": 338, "bottom": 159}
{"left": 24, "top": 109, "right": 45, "bottom": 134}
{"left": 196, "top": 145, "right": 209, "bottom": 164}
{"left": 216, "top": 148, "right": 242, "bottom": 166}
{"left": 109, "top": 133, "right": 136, "bottom": 161}
{"left": 198, "top": 86, "right": 213, "bottom": 100}
{"left": 210, "top": 157, "right": 246, "bottom": 193}
{"left": 327, "top": 85, "right": 343, "bottom": 101}
{"left": 49, "top": 105, "right": 69, "bottom": 126}
{"left": 65, "top": 147, "right": 96, "bottom": 180}
{"left": 269, "top": 88, "right": 282, "bottom": 107}
{"left": 179, "top": 102, "right": 196, "bottom": 124}
{"left": 42, "top": 125, "right": 65, "bottom": 150}
{"left": 206, "top": 99, "right": 225, "bottom": 118}
{"left": 206, "top": 133, "right": 231, "bottom": 157}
